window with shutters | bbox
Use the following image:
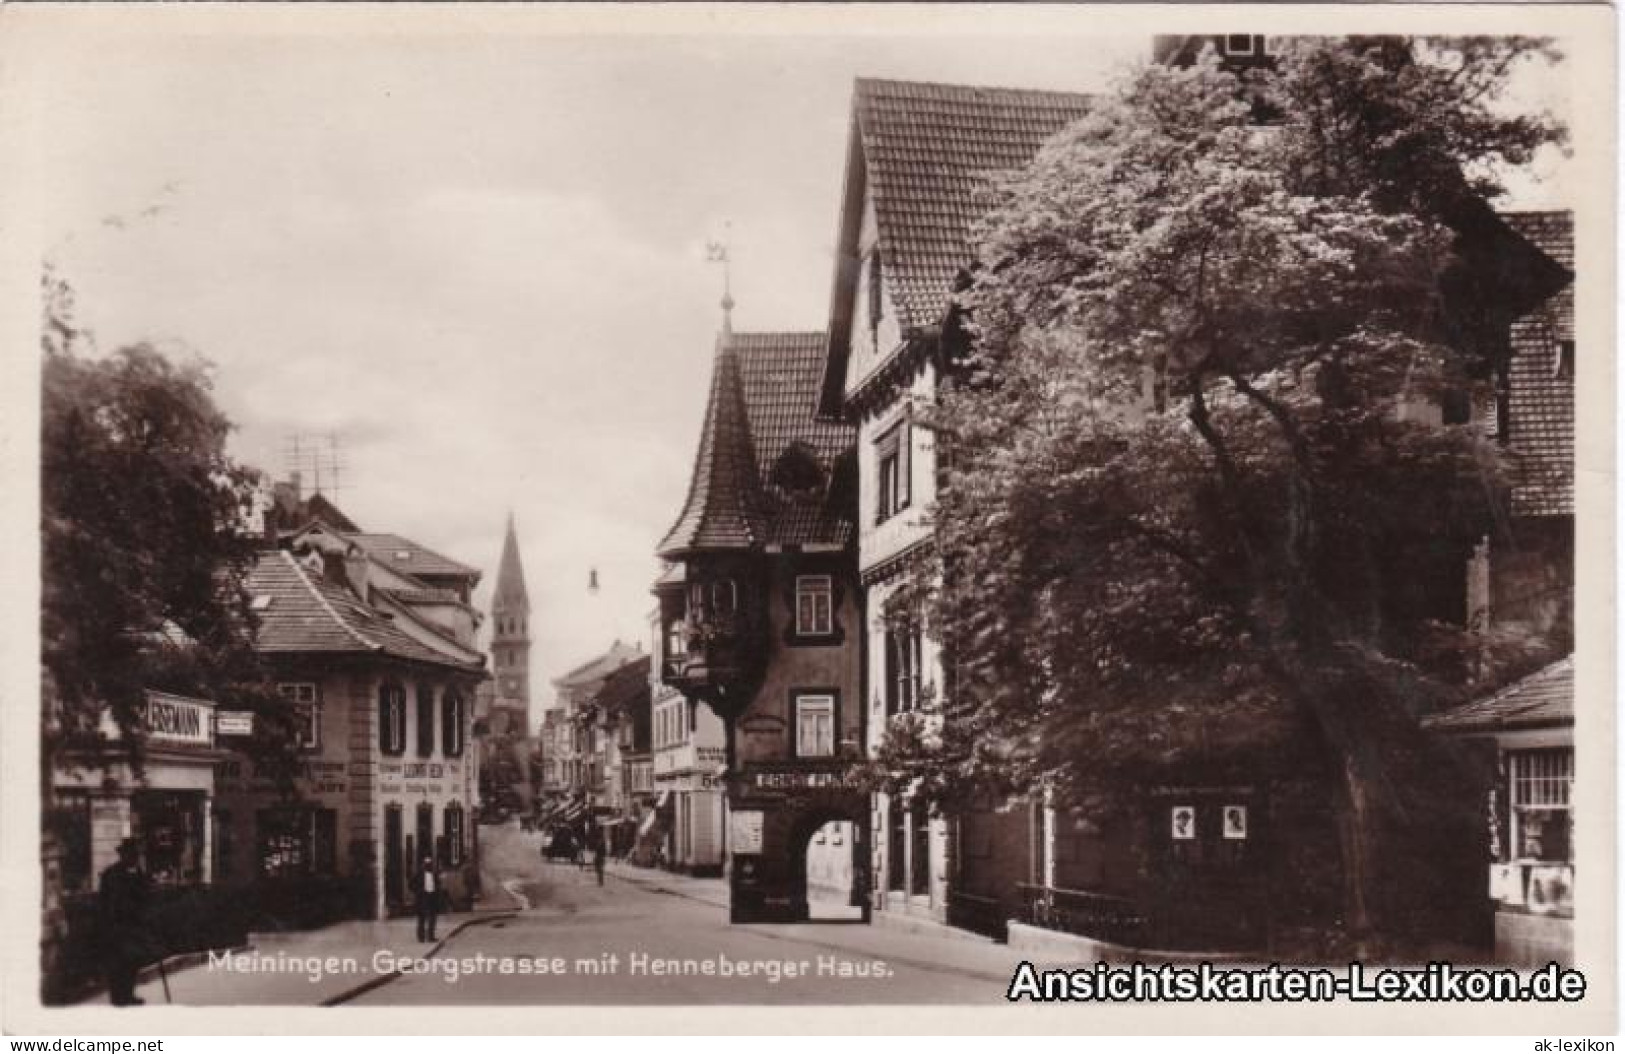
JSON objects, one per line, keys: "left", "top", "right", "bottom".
{"left": 442, "top": 691, "right": 465, "bottom": 758}
{"left": 379, "top": 683, "right": 407, "bottom": 756}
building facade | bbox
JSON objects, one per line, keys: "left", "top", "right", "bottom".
{"left": 645, "top": 603, "right": 729, "bottom": 874}
{"left": 216, "top": 516, "right": 487, "bottom": 922}
{"left": 656, "top": 326, "right": 864, "bottom": 923}
{"left": 815, "top": 78, "right": 1091, "bottom": 935}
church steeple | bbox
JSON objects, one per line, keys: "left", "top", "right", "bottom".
{"left": 490, "top": 513, "right": 532, "bottom": 718}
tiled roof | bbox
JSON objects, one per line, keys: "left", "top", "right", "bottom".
{"left": 855, "top": 78, "right": 1092, "bottom": 333}
{"left": 384, "top": 586, "right": 464, "bottom": 605}
{"left": 658, "top": 332, "right": 856, "bottom": 557}
{"left": 553, "top": 641, "right": 644, "bottom": 690}
{"left": 346, "top": 533, "right": 480, "bottom": 580}
{"left": 1424, "top": 657, "right": 1574, "bottom": 733}
{"left": 1501, "top": 211, "right": 1574, "bottom": 518}
{"left": 591, "top": 656, "right": 651, "bottom": 715}
{"left": 247, "top": 551, "right": 484, "bottom": 671}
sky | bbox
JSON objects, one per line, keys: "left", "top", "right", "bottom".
{"left": 29, "top": 21, "right": 1572, "bottom": 729}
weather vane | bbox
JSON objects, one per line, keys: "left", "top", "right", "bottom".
{"left": 705, "top": 221, "right": 734, "bottom": 327}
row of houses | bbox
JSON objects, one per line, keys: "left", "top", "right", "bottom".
{"left": 43, "top": 479, "right": 503, "bottom": 1000}
{"left": 643, "top": 40, "right": 1578, "bottom": 962}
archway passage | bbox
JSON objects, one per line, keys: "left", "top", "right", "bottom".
{"left": 801, "top": 818, "right": 864, "bottom": 922}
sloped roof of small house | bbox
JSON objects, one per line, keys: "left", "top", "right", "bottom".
{"left": 657, "top": 331, "right": 856, "bottom": 557}
{"left": 552, "top": 640, "right": 645, "bottom": 691}
{"left": 591, "top": 655, "right": 651, "bottom": 716}
{"left": 1501, "top": 210, "right": 1575, "bottom": 518}
{"left": 346, "top": 532, "right": 481, "bottom": 581}
{"left": 246, "top": 550, "right": 484, "bottom": 672}
{"left": 1423, "top": 656, "right": 1574, "bottom": 733}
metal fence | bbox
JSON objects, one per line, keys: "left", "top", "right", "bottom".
{"left": 1016, "top": 882, "right": 1147, "bottom": 948}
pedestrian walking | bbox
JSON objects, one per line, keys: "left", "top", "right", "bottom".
{"left": 99, "top": 838, "right": 152, "bottom": 1006}
{"left": 413, "top": 856, "right": 442, "bottom": 943}
{"left": 592, "top": 836, "right": 606, "bottom": 886}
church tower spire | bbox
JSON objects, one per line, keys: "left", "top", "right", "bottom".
{"left": 490, "top": 512, "right": 532, "bottom": 731}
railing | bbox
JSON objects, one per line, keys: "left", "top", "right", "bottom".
{"left": 1017, "top": 883, "right": 1147, "bottom": 948}
{"left": 947, "top": 890, "right": 1008, "bottom": 942}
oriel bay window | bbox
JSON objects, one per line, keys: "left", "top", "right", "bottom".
{"left": 379, "top": 683, "right": 407, "bottom": 755}
{"left": 794, "top": 692, "right": 837, "bottom": 758}
{"left": 875, "top": 422, "right": 911, "bottom": 523}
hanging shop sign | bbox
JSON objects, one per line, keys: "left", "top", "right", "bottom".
{"left": 216, "top": 712, "right": 254, "bottom": 736}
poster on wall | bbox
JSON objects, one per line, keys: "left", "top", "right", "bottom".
{"left": 1170, "top": 805, "right": 1195, "bottom": 840}
{"left": 1223, "top": 805, "right": 1249, "bottom": 840}
{"left": 731, "top": 809, "right": 764, "bottom": 854}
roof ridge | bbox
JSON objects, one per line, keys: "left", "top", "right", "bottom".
{"left": 373, "top": 588, "right": 483, "bottom": 661}
{"left": 281, "top": 549, "right": 381, "bottom": 653}
{"left": 854, "top": 75, "right": 1092, "bottom": 103}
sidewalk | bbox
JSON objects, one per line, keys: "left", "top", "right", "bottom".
{"left": 605, "top": 860, "right": 1024, "bottom": 982}
{"left": 91, "top": 896, "right": 520, "bottom": 1007}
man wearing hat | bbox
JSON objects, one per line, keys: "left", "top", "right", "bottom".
{"left": 412, "top": 856, "right": 442, "bottom": 943}
{"left": 99, "top": 838, "right": 152, "bottom": 1006}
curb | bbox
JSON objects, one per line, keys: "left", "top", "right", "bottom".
{"left": 320, "top": 910, "right": 518, "bottom": 1006}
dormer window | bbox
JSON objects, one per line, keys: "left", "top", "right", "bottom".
{"left": 1224, "top": 34, "right": 1257, "bottom": 57}
{"left": 1556, "top": 340, "right": 1575, "bottom": 380}
{"left": 876, "top": 422, "right": 911, "bottom": 524}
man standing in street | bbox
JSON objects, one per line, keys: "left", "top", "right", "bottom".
{"left": 592, "top": 833, "right": 606, "bottom": 886}
{"left": 413, "top": 856, "right": 441, "bottom": 943}
{"left": 99, "top": 838, "right": 151, "bottom": 1006}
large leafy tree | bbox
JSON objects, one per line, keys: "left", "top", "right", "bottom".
{"left": 884, "top": 39, "right": 1567, "bottom": 948}
{"left": 41, "top": 270, "right": 295, "bottom": 788}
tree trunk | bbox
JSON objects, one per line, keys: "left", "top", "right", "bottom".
{"left": 1336, "top": 750, "right": 1380, "bottom": 954}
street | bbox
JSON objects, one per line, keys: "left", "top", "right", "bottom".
{"left": 347, "top": 823, "right": 1018, "bottom": 1005}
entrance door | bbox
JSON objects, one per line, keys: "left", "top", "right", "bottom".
{"left": 803, "top": 819, "right": 864, "bottom": 922}
{"left": 384, "top": 805, "right": 404, "bottom": 910}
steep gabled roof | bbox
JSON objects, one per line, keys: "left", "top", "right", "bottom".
{"left": 656, "top": 333, "right": 769, "bottom": 556}
{"left": 247, "top": 550, "right": 484, "bottom": 671}
{"left": 820, "top": 77, "right": 1092, "bottom": 413}
{"left": 552, "top": 640, "right": 644, "bottom": 691}
{"left": 1424, "top": 656, "right": 1573, "bottom": 733}
{"left": 493, "top": 513, "right": 530, "bottom": 614}
{"left": 346, "top": 532, "right": 481, "bottom": 581}
{"left": 1501, "top": 210, "right": 1574, "bottom": 518}
{"left": 659, "top": 331, "right": 857, "bottom": 559}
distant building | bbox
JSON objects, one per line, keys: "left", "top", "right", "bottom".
{"left": 478, "top": 515, "right": 535, "bottom": 815}
{"left": 645, "top": 602, "right": 728, "bottom": 875}
{"left": 539, "top": 641, "right": 644, "bottom": 831}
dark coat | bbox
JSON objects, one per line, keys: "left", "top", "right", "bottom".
{"left": 412, "top": 867, "right": 443, "bottom": 904}
{"left": 98, "top": 861, "right": 152, "bottom": 958}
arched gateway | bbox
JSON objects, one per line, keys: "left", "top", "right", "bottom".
{"left": 728, "top": 786, "right": 870, "bottom": 924}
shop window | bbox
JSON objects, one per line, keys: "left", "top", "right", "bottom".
{"left": 255, "top": 806, "right": 336, "bottom": 879}
{"left": 794, "top": 693, "right": 836, "bottom": 758}
{"left": 134, "top": 790, "right": 206, "bottom": 887}
{"left": 884, "top": 623, "right": 923, "bottom": 716}
{"left": 442, "top": 691, "right": 465, "bottom": 758}
{"left": 795, "top": 575, "right": 833, "bottom": 637}
{"left": 1510, "top": 749, "right": 1573, "bottom": 863}
{"left": 379, "top": 683, "right": 407, "bottom": 756}
{"left": 443, "top": 803, "right": 466, "bottom": 866}
{"left": 875, "top": 423, "right": 911, "bottom": 523}
{"left": 416, "top": 684, "right": 436, "bottom": 758}
{"left": 277, "top": 683, "right": 320, "bottom": 751}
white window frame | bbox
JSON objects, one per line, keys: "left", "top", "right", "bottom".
{"left": 1508, "top": 749, "right": 1573, "bottom": 864}
{"left": 795, "top": 694, "right": 836, "bottom": 758}
{"left": 278, "top": 683, "right": 321, "bottom": 751}
{"left": 1223, "top": 34, "right": 1257, "bottom": 57}
{"left": 796, "top": 575, "right": 834, "bottom": 637}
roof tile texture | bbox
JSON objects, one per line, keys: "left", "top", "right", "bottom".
{"left": 1425, "top": 656, "right": 1573, "bottom": 732}
{"left": 1501, "top": 211, "right": 1574, "bottom": 518}
{"left": 856, "top": 78, "right": 1091, "bottom": 331}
